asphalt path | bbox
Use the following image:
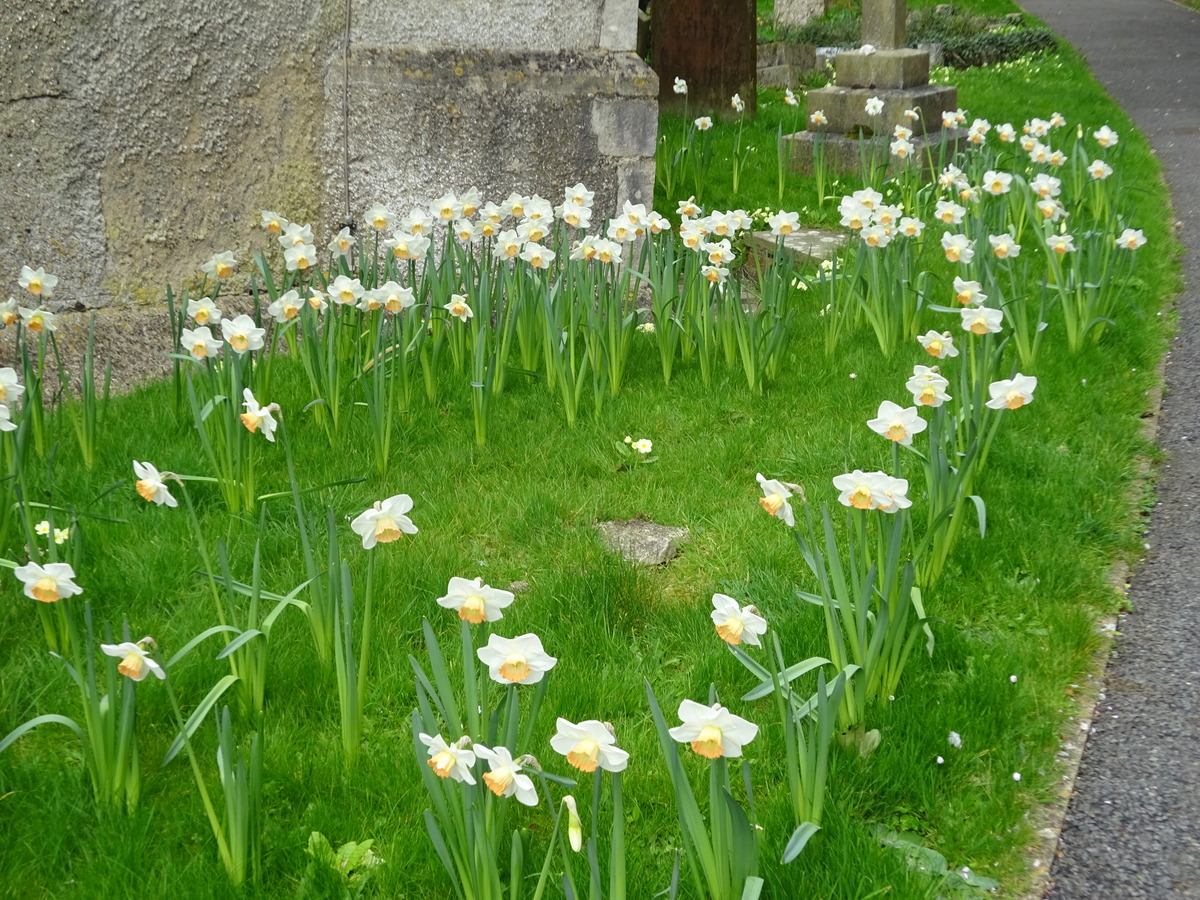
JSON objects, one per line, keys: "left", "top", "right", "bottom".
{"left": 1015, "top": 0, "right": 1200, "bottom": 896}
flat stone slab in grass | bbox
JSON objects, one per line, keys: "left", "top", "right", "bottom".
{"left": 596, "top": 520, "right": 690, "bottom": 566}
{"left": 751, "top": 227, "right": 848, "bottom": 267}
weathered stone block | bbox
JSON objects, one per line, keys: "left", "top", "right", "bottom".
{"left": 758, "top": 41, "right": 817, "bottom": 68}
{"left": 751, "top": 227, "right": 847, "bottom": 267}
{"left": 596, "top": 520, "right": 690, "bottom": 565}
{"left": 835, "top": 49, "right": 929, "bottom": 90}
{"left": 784, "top": 127, "right": 967, "bottom": 177}
{"left": 775, "top": 0, "right": 828, "bottom": 32}
{"left": 593, "top": 98, "right": 659, "bottom": 158}
{"left": 862, "top": 0, "right": 906, "bottom": 49}
{"left": 804, "top": 84, "right": 959, "bottom": 136}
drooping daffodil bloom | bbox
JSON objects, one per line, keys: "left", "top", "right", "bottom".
{"left": 474, "top": 745, "right": 539, "bottom": 806}
{"left": 436, "top": 576, "right": 514, "bottom": 625}
{"left": 0, "top": 298, "right": 19, "bottom": 327}
{"left": 668, "top": 699, "right": 759, "bottom": 760}
{"left": 19, "top": 266, "right": 58, "bottom": 298}
{"left": 867, "top": 400, "right": 927, "bottom": 446}
{"left": 755, "top": 472, "right": 795, "bottom": 526}
{"left": 14, "top": 561, "right": 82, "bottom": 604}
{"left": 550, "top": 718, "right": 630, "bottom": 773}
{"left": 100, "top": 638, "right": 166, "bottom": 682}
{"left": 419, "top": 733, "right": 477, "bottom": 784}
{"left": 477, "top": 632, "right": 557, "bottom": 685}
{"left": 350, "top": 494, "right": 418, "bottom": 549}
{"left": 239, "top": 388, "right": 278, "bottom": 442}
{"left": 133, "top": 460, "right": 177, "bottom": 507}
{"left": 985, "top": 374, "right": 1038, "bottom": 410}
{"left": 917, "top": 330, "right": 958, "bottom": 359}
{"left": 221, "top": 315, "right": 265, "bottom": 354}
{"left": 181, "top": 325, "right": 223, "bottom": 360}
{"left": 710, "top": 593, "right": 768, "bottom": 647}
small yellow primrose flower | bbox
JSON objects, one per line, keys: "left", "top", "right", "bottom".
{"left": 101, "top": 638, "right": 165, "bottom": 682}
{"left": 132, "top": 460, "right": 177, "bottom": 507}
{"left": 54, "top": 527, "right": 70, "bottom": 545}
{"left": 419, "top": 733, "right": 477, "bottom": 783}
{"left": 668, "top": 699, "right": 758, "bottom": 760}
{"left": 710, "top": 593, "right": 768, "bottom": 647}
{"left": 755, "top": 473, "right": 795, "bottom": 526}
{"left": 632, "top": 438, "right": 653, "bottom": 454}
{"left": 19, "top": 266, "right": 58, "bottom": 298}
{"left": 350, "top": 494, "right": 418, "bottom": 549}
{"left": 477, "top": 633, "right": 557, "bottom": 685}
{"left": 551, "top": 719, "right": 629, "bottom": 773}
{"left": 35, "top": 520, "right": 51, "bottom": 537}
{"left": 14, "top": 561, "right": 82, "bottom": 604}
{"left": 436, "top": 576, "right": 514, "bottom": 625}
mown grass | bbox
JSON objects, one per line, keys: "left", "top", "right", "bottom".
{"left": 0, "top": 7, "right": 1180, "bottom": 900}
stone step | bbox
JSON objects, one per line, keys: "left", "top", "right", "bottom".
{"left": 750, "top": 227, "right": 848, "bottom": 268}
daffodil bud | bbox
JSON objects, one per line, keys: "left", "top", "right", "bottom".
{"left": 563, "top": 796, "right": 583, "bottom": 852}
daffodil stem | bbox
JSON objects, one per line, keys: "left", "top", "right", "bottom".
{"left": 356, "top": 550, "right": 376, "bottom": 713}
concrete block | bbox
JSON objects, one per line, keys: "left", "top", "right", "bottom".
{"left": 784, "top": 127, "right": 967, "bottom": 177}
{"left": 862, "top": 0, "right": 906, "bottom": 49}
{"left": 835, "top": 49, "right": 929, "bottom": 90}
{"left": 592, "top": 98, "right": 659, "bottom": 158}
{"left": 804, "top": 83, "right": 959, "bottom": 136}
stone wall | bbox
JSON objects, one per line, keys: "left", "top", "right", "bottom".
{"left": 0, "top": 0, "right": 655, "bottom": 311}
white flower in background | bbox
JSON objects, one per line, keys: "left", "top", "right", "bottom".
{"left": 988, "top": 233, "right": 1021, "bottom": 259}
{"left": 402, "top": 206, "right": 434, "bottom": 235}
{"left": 694, "top": 115, "right": 713, "bottom": 131}
{"left": 1048, "top": 233, "right": 1076, "bottom": 255}
{"left": 704, "top": 239, "right": 734, "bottom": 266}
{"left": 941, "top": 233, "right": 974, "bottom": 264}
{"left": 917, "top": 330, "right": 959, "bottom": 359}
{"left": 960, "top": 306, "right": 1003, "bottom": 336}
{"left": 459, "top": 187, "right": 482, "bottom": 218}
{"left": 239, "top": 388, "right": 278, "bottom": 442}
{"left": 677, "top": 196, "right": 700, "bottom": 218}
{"left": 133, "top": 460, "right": 177, "bottom": 507}
{"left": 1094, "top": 125, "right": 1119, "bottom": 147}
{"left": 444, "top": 294, "right": 473, "bottom": 322}
{"left": 592, "top": 238, "right": 622, "bottom": 264}
{"left": 100, "top": 639, "right": 166, "bottom": 682}
{"left": 1048, "top": 149, "right": 1067, "bottom": 167}
{"left": 756, "top": 473, "right": 795, "bottom": 526}
{"left": 809, "top": 110, "right": 828, "bottom": 126}
{"left": 679, "top": 222, "right": 704, "bottom": 250}
{"left": 518, "top": 219, "right": 549, "bottom": 244}
{"left": 1029, "top": 173, "right": 1062, "bottom": 199}
{"left": 283, "top": 243, "right": 317, "bottom": 271}
{"left": 710, "top": 593, "right": 768, "bottom": 647}
{"left": 983, "top": 171, "right": 1012, "bottom": 195}
{"left": 558, "top": 201, "right": 591, "bottom": 229}
{"left": 261, "top": 211, "right": 288, "bottom": 234}
{"left": 861, "top": 225, "right": 891, "bottom": 248}
{"left": 875, "top": 204, "right": 902, "bottom": 227}
{"left": 221, "top": 315, "right": 265, "bottom": 354}
{"left": 0, "top": 298, "right": 19, "bottom": 327}
{"left": 867, "top": 400, "right": 927, "bottom": 446}
{"left": 986, "top": 374, "right": 1038, "bottom": 410}
{"left": 19, "top": 266, "right": 58, "bottom": 298}
{"left": 358, "top": 291, "right": 383, "bottom": 314}
{"left": 386, "top": 232, "right": 430, "bottom": 260}
{"left": 14, "top": 561, "right": 82, "bottom": 604}
{"left": 953, "top": 277, "right": 986, "bottom": 307}
{"left": 904, "top": 108, "right": 920, "bottom": 122}
{"left": 365, "top": 203, "right": 391, "bottom": 230}
{"left": 891, "top": 138, "right": 914, "bottom": 159}
{"left": 430, "top": 193, "right": 463, "bottom": 222}
{"left": 731, "top": 93, "right": 745, "bottom": 113}
{"left": 948, "top": 730, "right": 962, "bottom": 748}
{"left": 995, "top": 123, "right": 1016, "bottom": 143}
{"left": 480, "top": 201, "right": 504, "bottom": 224}
{"left": 436, "top": 576, "right": 514, "bottom": 625}
{"left": 0, "top": 367, "right": 24, "bottom": 406}
{"left": 942, "top": 110, "right": 957, "bottom": 129}
{"left": 520, "top": 243, "right": 555, "bottom": 269}
{"left": 938, "top": 164, "right": 963, "bottom": 188}
{"left": 525, "top": 195, "right": 554, "bottom": 221}
{"left": 200, "top": 251, "right": 236, "bottom": 279}
{"left": 637, "top": 321, "right": 655, "bottom": 334}
{"left": 379, "top": 282, "right": 414, "bottom": 313}
{"left": 899, "top": 217, "right": 925, "bottom": 238}
{"left": 871, "top": 473, "right": 911, "bottom": 513}
{"left": 499, "top": 193, "right": 527, "bottom": 218}
{"left": 859, "top": 43, "right": 876, "bottom": 55}
{"left": 551, "top": 719, "right": 630, "bottom": 773}
{"left": 648, "top": 212, "right": 671, "bottom": 234}
{"left": 906, "top": 366, "right": 952, "bottom": 407}
{"left": 893, "top": 125, "right": 912, "bottom": 140}
{"left": 350, "top": 494, "right": 418, "bottom": 549}
{"left": 673, "top": 77, "right": 688, "bottom": 95}
{"left": 1028, "top": 142, "right": 1051, "bottom": 164}
{"left": 934, "top": 200, "right": 966, "bottom": 225}
{"left": 1050, "top": 112, "right": 1067, "bottom": 128}
{"left": 20, "top": 308, "right": 56, "bottom": 333}
{"left": 419, "top": 733, "right": 476, "bottom": 784}
{"left": 632, "top": 438, "right": 653, "bottom": 454}
{"left": 497, "top": 230, "right": 522, "bottom": 259}
{"left": 279, "top": 222, "right": 314, "bottom": 249}
{"left": 784, "top": 88, "right": 798, "bottom": 106}
{"left": 1037, "top": 199, "right": 1066, "bottom": 222}
{"left": 852, "top": 187, "right": 882, "bottom": 210}
{"left": 453, "top": 218, "right": 478, "bottom": 244}
{"left": 1088, "top": 159, "right": 1114, "bottom": 180}
{"left": 952, "top": 108, "right": 967, "bottom": 125}
{"left": 477, "top": 633, "right": 557, "bottom": 685}
{"left": 330, "top": 275, "right": 364, "bottom": 307}
{"left": 768, "top": 210, "right": 799, "bottom": 236}
{"left": 1116, "top": 228, "right": 1147, "bottom": 250}
{"left": 267, "top": 290, "right": 302, "bottom": 323}
{"left": 839, "top": 198, "right": 871, "bottom": 230}
{"left": 701, "top": 265, "right": 728, "bottom": 285}
{"left": 669, "top": 700, "right": 759, "bottom": 759}
{"left": 180, "top": 325, "right": 222, "bottom": 360}
{"left": 306, "top": 289, "right": 328, "bottom": 313}
{"left": 475, "top": 745, "right": 539, "bottom": 806}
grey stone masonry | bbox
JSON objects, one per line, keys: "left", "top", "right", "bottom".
{"left": 805, "top": 85, "right": 957, "bottom": 137}
{"left": 862, "top": 0, "right": 906, "bottom": 49}
{"left": 835, "top": 49, "right": 930, "bottom": 90}
{"left": 774, "top": 0, "right": 828, "bottom": 32}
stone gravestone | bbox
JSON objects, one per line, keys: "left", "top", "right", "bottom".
{"left": 0, "top": 0, "right": 656, "bottom": 310}
{"left": 775, "top": 0, "right": 830, "bottom": 33}
{"left": 785, "top": 0, "right": 963, "bottom": 174}
{"left": 652, "top": 0, "right": 756, "bottom": 116}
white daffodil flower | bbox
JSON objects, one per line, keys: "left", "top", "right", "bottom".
{"left": 378, "top": 282, "right": 414, "bottom": 314}
{"left": 101, "top": 639, "right": 166, "bottom": 682}
{"left": 239, "top": 389, "right": 278, "bottom": 442}
{"left": 181, "top": 325, "right": 222, "bottom": 360}
{"left": 330, "top": 275, "right": 365, "bottom": 307}
{"left": 477, "top": 633, "right": 557, "bottom": 685}
{"left": 284, "top": 243, "right": 317, "bottom": 271}
{"left": 550, "top": 719, "right": 630, "bottom": 774}
{"left": 186, "top": 298, "right": 221, "bottom": 326}
{"left": 960, "top": 306, "right": 1003, "bottom": 336}
{"left": 267, "top": 290, "right": 302, "bottom": 323}
{"left": 20, "top": 308, "right": 56, "bottom": 333}
{"left": 768, "top": 211, "right": 799, "bottom": 236}
{"left": 940, "top": 233, "right": 974, "bottom": 264}
{"left": 436, "top": 576, "right": 514, "bottom": 625}
{"left": 260, "top": 210, "right": 288, "bottom": 234}
{"left": 419, "top": 733, "right": 476, "bottom": 784}
{"left": 917, "top": 330, "right": 959, "bottom": 359}
{"left": 279, "top": 222, "right": 314, "bottom": 249}
{"left": 985, "top": 374, "right": 1038, "bottom": 410}
{"left": 201, "top": 251, "right": 236, "bottom": 279}
{"left": 0, "top": 405, "right": 16, "bottom": 432}
{"left": 988, "top": 233, "right": 1021, "bottom": 259}
{"left": 755, "top": 473, "right": 795, "bottom": 526}
{"left": 1093, "top": 125, "right": 1118, "bottom": 147}
{"left": 953, "top": 277, "right": 986, "bottom": 307}
{"left": 673, "top": 77, "right": 687, "bottom": 95}
{"left": 474, "top": 745, "right": 539, "bottom": 806}
{"left": 710, "top": 593, "right": 768, "bottom": 647}
{"left": 1116, "top": 228, "right": 1147, "bottom": 251}
{"left": 133, "top": 460, "right": 177, "bottom": 507}
{"left": 0, "top": 367, "right": 25, "bottom": 406}
{"left": 365, "top": 203, "right": 392, "bottom": 231}
{"left": 668, "top": 699, "right": 759, "bottom": 760}
{"left": 867, "top": 400, "right": 927, "bottom": 446}
{"left": 19, "top": 266, "right": 58, "bottom": 298}
{"left": 14, "top": 561, "right": 82, "bottom": 604}
{"left": 444, "top": 295, "right": 473, "bottom": 322}
{"left": 865, "top": 96, "right": 884, "bottom": 116}
{"left": 221, "top": 315, "right": 265, "bottom": 354}
{"left": 906, "top": 366, "right": 952, "bottom": 408}
{"left": 350, "top": 494, "right": 418, "bottom": 549}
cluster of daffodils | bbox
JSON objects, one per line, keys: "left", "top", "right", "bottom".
{"left": 838, "top": 186, "right": 923, "bottom": 248}
{"left": 0, "top": 266, "right": 60, "bottom": 335}
{"left": 675, "top": 198, "right": 757, "bottom": 285}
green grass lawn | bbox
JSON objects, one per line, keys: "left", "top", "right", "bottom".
{"left": 0, "top": 5, "right": 1180, "bottom": 899}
